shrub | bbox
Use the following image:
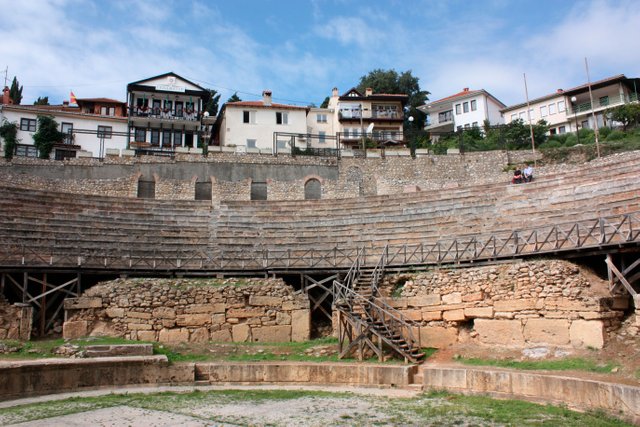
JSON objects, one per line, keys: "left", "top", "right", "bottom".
{"left": 539, "top": 140, "right": 563, "bottom": 149}
{"left": 598, "top": 126, "right": 611, "bottom": 138}
{"left": 605, "top": 130, "right": 625, "bottom": 141}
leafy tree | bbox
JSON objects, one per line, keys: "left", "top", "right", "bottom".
{"left": 203, "top": 89, "right": 221, "bottom": 116}
{"left": 319, "top": 96, "right": 330, "bottom": 108}
{"left": 0, "top": 119, "right": 19, "bottom": 159}
{"left": 9, "top": 76, "right": 23, "bottom": 105}
{"left": 608, "top": 103, "right": 640, "bottom": 131}
{"left": 34, "top": 96, "right": 50, "bottom": 106}
{"left": 356, "top": 68, "right": 430, "bottom": 129}
{"left": 32, "top": 115, "right": 65, "bottom": 159}
{"left": 227, "top": 92, "right": 241, "bottom": 103}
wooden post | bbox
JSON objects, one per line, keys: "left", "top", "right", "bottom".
{"left": 40, "top": 273, "right": 47, "bottom": 336}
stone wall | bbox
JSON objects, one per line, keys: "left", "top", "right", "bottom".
{"left": 63, "top": 278, "right": 311, "bottom": 343}
{"left": 380, "top": 260, "right": 627, "bottom": 349}
{"left": 0, "top": 297, "right": 32, "bottom": 341}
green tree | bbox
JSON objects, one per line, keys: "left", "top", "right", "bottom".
{"left": 227, "top": 92, "right": 241, "bottom": 103}
{"left": 319, "top": 96, "right": 330, "bottom": 108}
{"left": 203, "top": 89, "right": 221, "bottom": 116}
{"left": 0, "top": 119, "right": 19, "bottom": 159}
{"left": 607, "top": 103, "right": 640, "bottom": 131}
{"left": 34, "top": 96, "right": 50, "bottom": 106}
{"left": 356, "top": 68, "right": 430, "bottom": 130}
{"left": 9, "top": 76, "right": 23, "bottom": 105}
{"left": 32, "top": 115, "right": 65, "bottom": 159}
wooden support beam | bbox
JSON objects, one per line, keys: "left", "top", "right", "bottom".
{"left": 605, "top": 256, "right": 638, "bottom": 296}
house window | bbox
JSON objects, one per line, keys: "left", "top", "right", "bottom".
{"left": 318, "top": 131, "right": 326, "bottom": 144}
{"left": 100, "top": 106, "right": 115, "bottom": 116}
{"left": 472, "top": 122, "right": 478, "bottom": 127}
{"left": 246, "top": 139, "right": 257, "bottom": 148}
{"left": 276, "top": 111, "right": 288, "bottom": 125}
{"left": 519, "top": 112, "right": 526, "bottom": 120}
{"left": 134, "top": 127, "right": 146, "bottom": 142}
{"left": 557, "top": 101, "right": 565, "bottom": 112}
{"left": 173, "top": 131, "right": 182, "bottom": 147}
{"left": 97, "top": 125, "right": 112, "bottom": 139}
{"left": 528, "top": 109, "right": 535, "bottom": 120}
{"left": 540, "top": 105, "right": 547, "bottom": 117}
{"left": 463, "top": 102, "right": 469, "bottom": 113}
{"left": 20, "top": 118, "right": 36, "bottom": 132}
{"left": 61, "top": 122, "right": 73, "bottom": 144}
{"left": 316, "top": 114, "right": 327, "bottom": 123}
{"left": 470, "top": 100, "right": 477, "bottom": 111}
{"left": 558, "top": 126, "right": 566, "bottom": 134}
{"left": 55, "top": 149, "right": 76, "bottom": 160}
{"left": 162, "top": 130, "right": 172, "bottom": 146}
{"left": 455, "top": 104, "right": 461, "bottom": 115}
{"left": 242, "top": 110, "right": 255, "bottom": 124}
{"left": 599, "top": 96, "right": 609, "bottom": 106}
{"left": 511, "top": 114, "right": 517, "bottom": 122}
{"left": 464, "top": 123, "right": 470, "bottom": 129}
{"left": 548, "top": 103, "right": 556, "bottom": 114}
{"left": 150, "top": 130, "right": 160, "bottom": 146}
{"left": 456, "top": 125, "right": 463, "bottom": 131}
{"left": 15, "top": 144, "right": 38, "bottom": 157}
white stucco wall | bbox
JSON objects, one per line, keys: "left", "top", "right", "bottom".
{"left": 220, "top": 106, "right": 308, "bottom": 152}
{"left": 1, "top": 106, "right": 127, "bottom": 157}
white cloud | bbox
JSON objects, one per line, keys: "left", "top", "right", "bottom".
{"left": 315, "top": 16, "right": 381, "bottom": 47}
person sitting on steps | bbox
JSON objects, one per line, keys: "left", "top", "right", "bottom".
{"left": 523, "top": 164, "right": 534, "bottom": 182}
{"left": 512, "top": 167, "right": 524, "bottom": 184}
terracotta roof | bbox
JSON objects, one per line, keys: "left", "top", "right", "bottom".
{"left": 226, "top": 101, "right": 307, "bottom": 110}
{"left": 2, "top": 104, "right": 127, "bottom": 120}
{"left": 430, "top": 89, "right": 484, "bottom": 104}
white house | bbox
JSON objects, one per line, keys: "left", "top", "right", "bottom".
{"left": 502, "top": 74, "right": 640, "bottom": 135}
{"left": 418, "top": 88, "right": 505, "bottom": 135}
{"left": 217, "top": 91, "right": 309, "bottom": 153}
{"left": 127, "top": 72, "right": 210, "bottom": 150}
{"left": 0, "top": 87, "right": 127, "bottom": 159}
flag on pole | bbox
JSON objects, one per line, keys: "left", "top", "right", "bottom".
{"left": 70, "top": 91, "right": 77, "bottom": 104}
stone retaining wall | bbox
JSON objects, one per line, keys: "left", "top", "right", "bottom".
{"left": 63, "top": 278, "right": 311, "bottom": 343}
{"left": 0, "top": 356, "right": 192, "bottom": 401}
{"left": 422, "top": 365, "right": 640, "bottom": 425}
{"left": 381, "top": 260, "right": 628, "bottom": 349}
{"left": 0, "top": 297, "right": 32, "bottom": 341}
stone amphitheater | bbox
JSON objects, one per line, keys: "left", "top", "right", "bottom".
{"left": 0, "top": 149, "right": 639, "bottom": 425}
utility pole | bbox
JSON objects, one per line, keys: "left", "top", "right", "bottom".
{"left": 585, "top": 57, "right": 601, "bottom": 158}
{"left": 3, "top": 66, "right": 8, "bottom": 87}
{"left": 523, "top": 73, "right": 537, "bottom": 168}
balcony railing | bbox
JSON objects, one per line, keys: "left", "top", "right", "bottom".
{"left": 130, "top": 107, "right": 200, "bottom": 121}
{"left": 337, "top": 131, "right": 405, "bottom": 145}
{"left": 568, "top": 92, "right": 639, "bottom": 115}
{"left": 339, "top": 110, "right": 402, "bottom": 120}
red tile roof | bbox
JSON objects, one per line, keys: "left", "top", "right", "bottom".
{"left": 77, "top": 97, "right": 126, "bottom": 104}
{"left": 431, "top": 89, "right": 483, "bottom": 104}
{"left": 226, "top": 101, "right": 307, "bottom": 110}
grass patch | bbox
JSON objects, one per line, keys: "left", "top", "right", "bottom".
{"left": 458, "top": 356, "right": 618, "bottom": 373}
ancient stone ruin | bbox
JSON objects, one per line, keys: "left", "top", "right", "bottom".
{"left": 63, "top": 278, "right": 310, "bottom": 343}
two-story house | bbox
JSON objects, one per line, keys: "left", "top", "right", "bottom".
{"left": 126, "top": 72, "right": 210, "bottom": 150}
{"left": 502, "top": 74, "right": 640, "bottom": 135}
{"left": 217, "top": 91, "right": 309, "bottom": 153}
{"left": 0, "top": 87, "right": 127, "bottom": 159}
{"left": 418, "top": 88, "right": 505, "bottom": 137}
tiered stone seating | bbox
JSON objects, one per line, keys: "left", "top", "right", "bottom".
{"left": 0, "top": 187, "right": 212, "bottom": 267}
{"left": 0, "top": 151, "right": 639, "bottom": 269}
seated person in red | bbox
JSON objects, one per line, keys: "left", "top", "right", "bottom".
{"left": 512, "top": 168, "right": 523, "bottom": 184}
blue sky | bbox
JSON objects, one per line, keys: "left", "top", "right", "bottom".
{"left": 2, "top": 0, "right": 639, "bottom": 108}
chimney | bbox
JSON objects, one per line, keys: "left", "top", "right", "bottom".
{"left": 332, "top": 87, "right": 339, "bottom": 97}
{"left": 262, "top": 90, "right": 272, "bottom": 106}
{"left": 463, "top": 87, "right": 469, "bottom": 92}
{"left": 365, "top": 87, "right": 373, "bottom": 97}
{"left": 557, "top": 89, "right": 564, "bottom": 94}
{"left": 63, "top": 101, "right": 69, "bottom": 106}
{"left": 2, "top": 86, "right": 12, "bottom": 105}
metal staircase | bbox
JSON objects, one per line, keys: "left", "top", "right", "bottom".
{"left": 333, "top": 247, "right": 425, "bottom": 363}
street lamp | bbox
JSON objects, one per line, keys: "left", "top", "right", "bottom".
{"left": 570, "top": 96, "right": 581, "bottom": 145}
{"left": 408, "top": 116, "right": 415, "bottom": 157}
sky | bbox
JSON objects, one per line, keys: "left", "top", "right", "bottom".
{"left": 2, "top": 0, "right": 639, "bottom": 109}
